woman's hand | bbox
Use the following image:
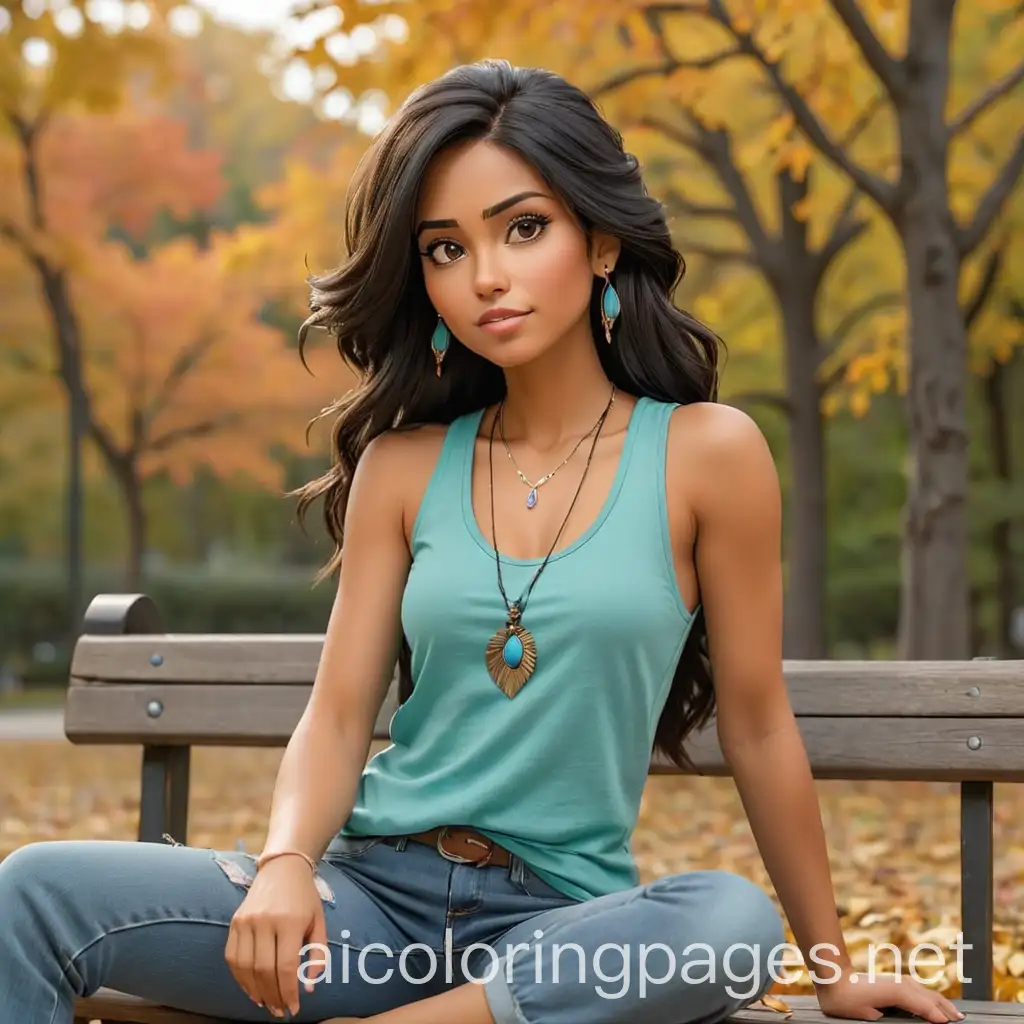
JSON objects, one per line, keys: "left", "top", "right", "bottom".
{"left": 225, "top": 856, "right": 328, "bottom": 1018}
{"left": 816, "top": 973, "right": 964, "bottom": 1022}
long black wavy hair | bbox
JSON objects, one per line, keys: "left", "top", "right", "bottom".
{"left": 294, "top": 59, "right": 722, "bottom": 770}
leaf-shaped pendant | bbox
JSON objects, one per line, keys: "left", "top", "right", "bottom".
{"left": 485, "top": 623, "right": 537, "bottom": 697}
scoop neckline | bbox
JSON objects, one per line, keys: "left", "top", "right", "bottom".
{"left": 461, "top": 396, "right": 647, "bottom": 567}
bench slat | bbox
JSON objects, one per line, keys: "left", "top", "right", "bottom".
{"left": 65, "top": 681, "right": 398, "bottom": 744}
{"left": 64, "top": 683, "right": 1024, "bottom": 780}
{"left": 74, "top": 987, "right": 226, "bottom": 1021}
{"left": 72, "top": 990, "right": 1019, "bottom": 1024}
{"left": 69, "top": 637, "right": 1024, "bottom": 717}
{"left": 730, "top": 996, "right": 1016, "bottom": 1023}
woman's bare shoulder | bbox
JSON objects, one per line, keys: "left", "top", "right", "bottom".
{"left": 361, "top": 420, "right": 460, "bottom": 543}
{"left": 668, "top": 401, "right": 773, "bottom": 465}
{"left": 666, "top": 401, "right": 779, "bottom": 519}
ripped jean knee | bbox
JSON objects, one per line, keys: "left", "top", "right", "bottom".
{"left": 207, "top": 849, "right": 337, "bottom": 907}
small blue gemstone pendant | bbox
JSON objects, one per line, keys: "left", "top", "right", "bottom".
{"left": 526, "top": 487, "right": 538, "bottom": 509}
{"left": 485, "top": 605, "right": 537, "bottom": 697}
{"left": 502, "top": 633, "right": 524, "bottom": 669}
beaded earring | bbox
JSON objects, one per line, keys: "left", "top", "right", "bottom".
{"left": 430, "top": 316, "right": 450, "bottom": 376}
{"left": 600, "top": 265, "right": 620, "bottom": 344}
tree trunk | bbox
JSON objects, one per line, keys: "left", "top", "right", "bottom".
{"left": 37, "top": 266, "right": 89, "bottom": 639}
{"left": 982, "top": 355, "right": 1018, "bottom": 657}
{"left": 895, "top": 2, "right": 970, "bottom": 659}
{"left": 112, "top": 460, "right": 146, "bottom": 591}
{"left": 17, "top": 121, "right": 120, "bottom": 639}
{"left": 779, "top": 290, "right": 828, "bottom": 658}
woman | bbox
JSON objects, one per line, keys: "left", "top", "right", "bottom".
{"left": 0, "top": 60, "right": 964, "bottom": 1024}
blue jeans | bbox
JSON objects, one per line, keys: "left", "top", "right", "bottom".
{"left": 0, "top": 831, "right": 784, "bottom": 1023}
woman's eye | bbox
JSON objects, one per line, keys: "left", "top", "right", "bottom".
{"left": 509, "top": 216, "right": 548, "bottom": 243}
{"left": 428, "top": 241, "right": 463, "bottom": 265}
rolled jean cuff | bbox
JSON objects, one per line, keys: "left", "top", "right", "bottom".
{"left": 483, "top": 971, "right": 531, "bottom": 1024}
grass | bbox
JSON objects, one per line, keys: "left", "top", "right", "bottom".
{"left": 0, "top": 686, "right": 66, "bottom": 710}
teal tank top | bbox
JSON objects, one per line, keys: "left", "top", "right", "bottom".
{"left": 341, "top": 396, "right": 697, "bottom": 901}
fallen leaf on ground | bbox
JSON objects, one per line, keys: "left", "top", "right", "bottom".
{"left": 758, "top": 993, "right": 793, "bottom": 1015}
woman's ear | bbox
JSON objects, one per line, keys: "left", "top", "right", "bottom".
{"left": 591, "top": 231, "right": 622, "bottom": 275}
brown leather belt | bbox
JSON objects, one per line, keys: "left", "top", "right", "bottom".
{"left": 394, "top": 826, "right": 512, "bottom": 868}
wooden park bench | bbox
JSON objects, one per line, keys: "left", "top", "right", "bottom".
{"left": 60, "top": 593, "right": 1023, "bottom": 1024}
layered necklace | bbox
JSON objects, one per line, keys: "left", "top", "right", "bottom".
{"left": 484, "top": 385, "right": 617, "bottom": 697}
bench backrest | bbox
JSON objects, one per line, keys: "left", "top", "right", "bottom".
{"left": 65, "top": 620, "right": 1024, "bottom": 781}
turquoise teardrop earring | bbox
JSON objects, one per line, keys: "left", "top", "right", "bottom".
{"left": 430, "top": 316, "right": 450, "bottom": 376}
{"left": 600, "top": 265, "right": 620, "bottom": 344}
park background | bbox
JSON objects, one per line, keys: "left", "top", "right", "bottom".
{"left": 0, "top": 0, "right": 1023, "bottom": 1003}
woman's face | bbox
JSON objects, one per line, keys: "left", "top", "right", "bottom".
{"left": 414, "top": 139, "right": 618, "bottom": 369}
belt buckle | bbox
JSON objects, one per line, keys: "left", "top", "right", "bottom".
{"left": 436, "top": 826, "right": 494, "bottom": 867}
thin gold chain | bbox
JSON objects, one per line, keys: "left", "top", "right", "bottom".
{"left": 498, "top": 386, "right": 616, "bottom": 492}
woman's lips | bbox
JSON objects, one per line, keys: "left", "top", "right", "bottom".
{"left": 478, "top": 312, "right": 531, "bottom": 336}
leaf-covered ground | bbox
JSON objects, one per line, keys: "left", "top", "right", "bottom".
{"left": 2, "top": 742, "right": 1024, "bottom": 1001}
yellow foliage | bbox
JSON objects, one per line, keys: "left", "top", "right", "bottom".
{"left": 849, "top": 390, "right": 870, "bottom": 417}
{"left": 246, "top": 0, "right": 1021, "bottom": 424}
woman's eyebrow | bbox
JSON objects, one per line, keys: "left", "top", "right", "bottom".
{"left": 415, "top": 190, "right": 553, "bottom": 236}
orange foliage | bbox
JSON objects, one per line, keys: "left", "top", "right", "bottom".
{"left": 1, "top": 99, "right": 339, "bottom": 569}
{"left": 74, "top": 232, "right": 317, "bottom": 490}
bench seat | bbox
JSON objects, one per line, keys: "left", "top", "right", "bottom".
{"left": 73, "top": 991, "right": 1014, "bottom": 1023}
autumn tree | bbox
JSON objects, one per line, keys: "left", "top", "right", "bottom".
{"left": 65, "top": 235, "right": 312, "bottom": 584}
{"left": 616, "top": 0, "right": 1024, "bottom": 658}
{"left": 0, "top": 0, "right": 179, "bottom": 628}
{"left": 0, "top": 4, "right": 330, "bottom": 592}
{"left": 587, "top": 13, "right": 904, "bottom": 657}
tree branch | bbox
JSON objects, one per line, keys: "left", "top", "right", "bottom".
{"left": 815, "top": 186, "right": 868, "bottom": 274}
{"left": 589, "top": 48, "right": 739, "bottom": 98}
{"left": 681, "top": 240, "right": 758, "bottom": 265}
{"left": 950, "top": 60, "right": 1024, "bottom": 137}
{"left": 632, "top": 4, "right": 778, "bottom": 272}
{"left": 0, "top": 217, "right": 35, "bottom": 259}
{"left": 819, "top": 359, "right": 852, "bottom": 396}
{"left": 639, "top": 2, "right": 708, "bottom": 12}
{"left": 838, "top": 94, "right": 885, "bottom": 149}
{"left": 957, "top": 130, "right": 1024, "bottom": 255}
{"left": 963, "top": 244, "right": 1005, "bottom": 330}
{"left": 705, "top": 0, "right": 896, "bottom": 212}
{"left": 147, "top": 413, "right": 247, "bottom": 454}
{"left": 145, "top": 331, "right": 222, "bottom": 428}
{"left": 640, "top": 113, "right": 779, "bottom": 272}
{"left": 629, "top": 114, "right": 705, "bottom": 155}
{"left": 685, "top": 115, "right": 781, "bottom": 274}
{"left": 827, "top": 0, "right": 905, "bottom": 98}
{"left": 823, "top": 290, "right": 904, "bottom": 356}
{"left": 664, "top": 188, "right": 738, "bottom": 221}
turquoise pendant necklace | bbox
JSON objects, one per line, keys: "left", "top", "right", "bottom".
{"left": 484, "top": 386, "right": 616, "bottom": 697}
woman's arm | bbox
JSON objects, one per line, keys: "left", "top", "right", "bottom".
{"left": 684, "top": 405, "right": 961, "bottom": 1023}
{"left": 260, "top": 432, "right": 413, "bottom": 866}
